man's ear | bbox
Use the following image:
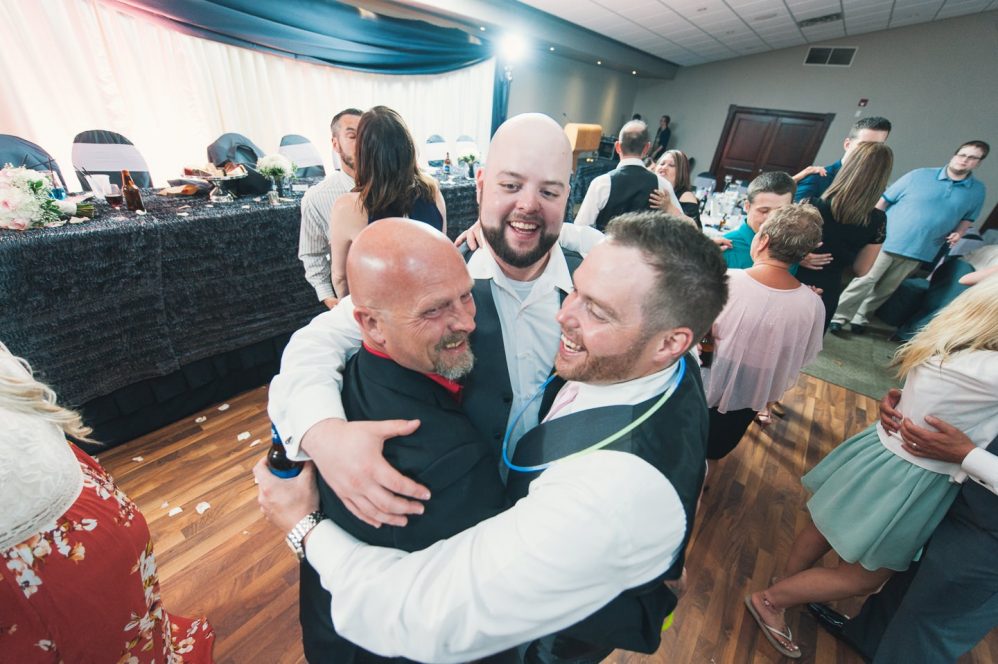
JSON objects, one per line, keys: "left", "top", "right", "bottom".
{"left": 641, "top": 142, "right": 651, "bottom": 157}
{"left": 651, "top": 327, "right": 695, "bottom": 365}
{"left": 614, "top": 141, "right": 623, "bottom": 158}
{"left": 353, "top": 307, "right": 386, "bottom": 346}
{"left": 475, "top": 166, "right": 484, "bottom": 205}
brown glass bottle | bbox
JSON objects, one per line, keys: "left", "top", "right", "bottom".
{"left": 699, "top": 331, "right": 715, "bottom": 368}
{"left": 120, "top": 169, "right": 145, "bottom": 212}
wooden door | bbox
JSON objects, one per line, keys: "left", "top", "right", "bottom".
{"left": 709, "top": 106, "right": 834, "bottom": 188}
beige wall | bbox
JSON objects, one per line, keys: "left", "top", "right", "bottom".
{"left": 634, "top": 11, "right": 998, "bottom": 217}
{"left": 508, "top": 53, "right": 640, "bottom": 134}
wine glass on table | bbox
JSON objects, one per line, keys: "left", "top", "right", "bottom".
{"left": 105, "top": 184, "right": 123, "bottom": 210}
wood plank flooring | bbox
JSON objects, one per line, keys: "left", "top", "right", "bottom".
{"left": 99, "top": 374, "right": 998, "bottom": 664}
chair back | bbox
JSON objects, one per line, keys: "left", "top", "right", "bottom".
{"left": 0, "top": 134, "right": 67, "bottom": 189}
{"left": 279, "top": 134, "right": 325, "bottom": 178}
{"left": 453, "top": 135, "right": 480, "bottom": 162}
{"left": 72, "top": 130, "right": 152, "bottom": 190}
{"left": 423, "top": 134, "right": 450, "bottom": 168}
{"left": 207, "top": 132, "right": 264, "bottom": 168}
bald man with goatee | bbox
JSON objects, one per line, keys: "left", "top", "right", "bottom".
{"left": 293, "top": 219, "right": 509, "bottom": 664}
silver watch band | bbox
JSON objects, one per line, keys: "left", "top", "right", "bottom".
{"left": 286, "top": 511, "right": 325, "bottom": 561}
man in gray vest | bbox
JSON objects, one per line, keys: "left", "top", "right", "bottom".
{"left": 574, "top": 120, "right": 681, "bottom": 231}
{"left": 808, "top": 387, "right": 998, "bottom": 662}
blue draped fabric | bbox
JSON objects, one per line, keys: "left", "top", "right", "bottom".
{"left": 491, "top": 65, "right": 511, "bottom": 136}
{"left": 106, "top": 0, "right": 492, "bottom": 74}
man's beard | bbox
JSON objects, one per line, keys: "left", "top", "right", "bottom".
{"left": 481, "top": 213, "right": 559, "bottom": 269}
{"left": 555, "top": 330, "right": 652, "bottom": 384}
{"left": 432, "top": 332, "right": 475, "bottom": 380}
{"left": 339, "top": 153, "right": 355, "bottom": 170}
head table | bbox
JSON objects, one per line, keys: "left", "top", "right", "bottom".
{"left": 0, "top": 176, "right": 478, "bottom": 447}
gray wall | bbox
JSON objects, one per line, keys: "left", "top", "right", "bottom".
{"left": 509, "top": 53, "right": 640, "bottom": 133}
{"left": 634, "top": 11, "right": 998, "bottom": 217}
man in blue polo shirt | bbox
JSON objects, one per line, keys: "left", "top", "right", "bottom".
{"left": 795, "top": 116, "right": 892, "bottom": 202}
{"left": 830, "top": 140, "right": 989, "bottom": 333}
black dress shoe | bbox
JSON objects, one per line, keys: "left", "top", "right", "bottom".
{"left": 829, "top": 322, "right": 845, "bottom": 335}
{"left": 807, "top": 602, "right": 849, "bottom": 636}
{"left": 851, "top": 323, "right": 866, "bottom": 335}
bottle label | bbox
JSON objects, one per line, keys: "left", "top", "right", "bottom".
{"left": 269, "top": 465, "right": 303, "bottom": 479}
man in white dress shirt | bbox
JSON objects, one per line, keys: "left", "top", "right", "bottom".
{"left": 298, "top": 107, "right": 361, "bottom": 308}
{"left": 573, "top": 120, "right": 681, "bottom": 231}
{"left": 256, "top": 212, "right": 729, "bottom": 662}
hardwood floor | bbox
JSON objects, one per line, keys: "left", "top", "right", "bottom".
{"left": 99, "top": 375, "right": 998, "bottom": 664}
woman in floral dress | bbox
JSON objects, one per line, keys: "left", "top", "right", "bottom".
{"left": 0, "top": 342, "right": 214, "bottom": 662}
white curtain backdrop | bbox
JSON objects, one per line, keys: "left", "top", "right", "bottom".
{"left": 0, "top": 0, "right": 495, "bottom": 191}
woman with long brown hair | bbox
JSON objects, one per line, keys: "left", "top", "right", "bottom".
{"left": 651, "top": 149, "right": 701, "bottom": 228}
{"left": 796, "top": 141, "right": 894, "bottom": 330}
{"left": 329, "top": 106, "right": 446, "bottom": 297}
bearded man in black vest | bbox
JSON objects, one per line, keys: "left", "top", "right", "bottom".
{"left": 574, "top": 120, "right": 682, "bottom": 231}
{"left": 258, "top": 212, "right": 729, "bottom": 662}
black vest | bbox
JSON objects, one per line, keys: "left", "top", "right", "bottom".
{"left": 507, "top": 354, "right": 708, "bottom": 655}
{"left": 301, "top": 349, "right": 509, "bottom": 664}
{"left": 460, "top": 249, "right": 583, "bottom": 459}
{"left": 593, "top": 165, "right": 659, "bottom": 231}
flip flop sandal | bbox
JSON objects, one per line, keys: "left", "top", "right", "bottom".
{"left": 744, "top": 594, "right": 802, "bottom": 659}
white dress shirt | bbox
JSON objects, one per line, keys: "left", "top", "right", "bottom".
{"left": 268, "top": 245, "right": 573, "bottom": 459}
{"left": 574, "top": 158, "right": 680, "bottom": 228}
{"left": 304, "top": 368, "right": 689, "bottom": 663}
{"left": 298, "top": 170, "right": 354, "bottom": 301}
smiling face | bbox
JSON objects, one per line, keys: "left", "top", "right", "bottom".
{"left": 555, "top": 241, "right": 661, "bottom": 384}
{"left": 655, "top": 153, "right": 677, "bottom": 187}
{"left": 477, "top": 115, "right": 571, "bottom": 274}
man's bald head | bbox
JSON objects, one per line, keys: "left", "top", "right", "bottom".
{"left": 476, "top": 114, "right": 572, "bottom": 277}
{"left": 348, "top": 219, "right": 477, "bottom": 378}
{"left": 618, "top": 120, "right": 650, "bottom": 158}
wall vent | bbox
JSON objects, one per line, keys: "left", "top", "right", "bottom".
{"left": 804, "top": 46, "right": 857, "bottom": 67}
{"left": 798, "top": 13, "right": 842, "bottom": 28}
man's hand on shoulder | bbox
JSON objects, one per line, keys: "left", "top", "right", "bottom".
{"left": 301, "top": 418, "right": 430, "bottom": 528}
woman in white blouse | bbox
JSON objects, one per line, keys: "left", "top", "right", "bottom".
{"left": 0, "top": 343, "right": 214, "bottom": 662}
{"left": 746, "top": 275, "right": 998, "bottom": 658}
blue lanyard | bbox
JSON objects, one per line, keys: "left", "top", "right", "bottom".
{"left": 502, "top": 355, "right": 687, "bottom": 473}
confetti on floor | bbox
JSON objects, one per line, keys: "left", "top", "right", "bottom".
{"left": 131, "top": 456, "right": 144, "bottom": 463}
{"left": 168, "top": 507, "right": 183, "bottom": 517}
{"left": 250, "top": 439, "right": 262, "bottom": 447}
{"left": 237, "top": 431, "right": 251, "bottom": 441}
{"left": 195, "top": 416, "right": 207, "bottom": 424}
{"left": 217, "top": 403, "right": 230, "bottom": 411}
{"left": 161, "top": 501, "right": 170, "bottom": 509}
{"left": 195, "top": 501, "right": 211, "bottom": 514}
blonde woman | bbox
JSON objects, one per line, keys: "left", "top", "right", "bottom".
{"left": 0, "top": 343, "right": 214, "bottom": 662}
{"left": 745, "top": 277, "right": 998, "bottom": 658}
{"left": 795, "top": 141, "right": 894, "bottom": 331}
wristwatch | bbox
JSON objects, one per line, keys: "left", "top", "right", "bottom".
{"left": 286, "top": 511, "right": 326, "bottom": 561}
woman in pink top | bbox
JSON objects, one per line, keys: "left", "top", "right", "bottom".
{"left": 701, "top": 204, "right": 825, "bottom": 460}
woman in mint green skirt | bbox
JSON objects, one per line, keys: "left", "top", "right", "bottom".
{"left": 744, "top": 276, "right": 998, "bottom": 658}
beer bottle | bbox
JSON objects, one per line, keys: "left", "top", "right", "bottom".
{"left": 120, "top": 169, "right": 145, "bottom": 212}
{"left": 267, "top": 424, "right": 304, "bottom": 478}
{"left": 443, "top": 151, "right": 452, "bottom": 176}
{"left": 699, "top": 331, "right": 715, "bottom": 368}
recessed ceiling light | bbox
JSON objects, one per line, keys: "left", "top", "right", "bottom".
{"left": 631, "top": 70, "right": 637, "bottom": 75}
{"left": 479, "top": 26, "right": 486, "bottom": 31}
{"left": 549, "top": 46, "right": 555, "bottom": 51}
{"left": 596, "top": 60, "right": 602, "bottom": 65}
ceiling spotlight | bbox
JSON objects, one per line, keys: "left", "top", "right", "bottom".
{"left": 631, "top": 70, "right": 637, "bottom": 75}
{"left": 479, "top": 26, "right": 486, "bottom": 31}
{"left": 549, "top": 46, "right": 555, "bottom": 51}
{"left": 499, "top": 33, "right": 528, "bottom": 63}
{"left": 596, "top": 59, "right": 602, "bottom": 65}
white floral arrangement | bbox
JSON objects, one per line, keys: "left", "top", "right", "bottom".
{"left": 256, "top": 154, "right": 297, "bottom": 180}
{"left": 0, "top": 164, "right": 92, "bottom": 231}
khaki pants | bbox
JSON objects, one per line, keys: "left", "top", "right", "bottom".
{"left": 832, "top": 251, "right": 922, "bottom": 326}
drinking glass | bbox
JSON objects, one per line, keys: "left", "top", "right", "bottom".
{"left": 105, "top": 184, "right": 123, "bottom": 209}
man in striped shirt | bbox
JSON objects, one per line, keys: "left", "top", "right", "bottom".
{"left": 299, "top": 108, "right": 362, "bottom": 308}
